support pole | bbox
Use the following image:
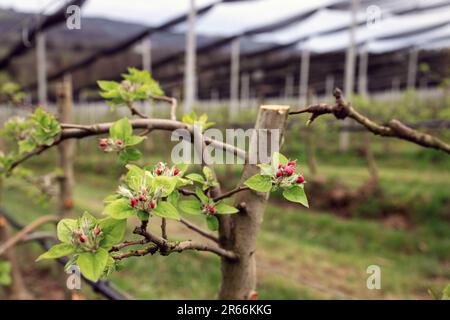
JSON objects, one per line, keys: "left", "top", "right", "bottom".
{"left": 358, "top": 44, "right": 368, "bottom": 97}
{"left": 240, "top": 72, "right": 250, "bottom": 109}
{"left": 284, "top": 74, "right": 294, "bottom": 103}
{"left": 325, "top": 74, "right": 335, "bottom": 102}
{"left": 141, "top": 37, "right": 152, "bottom": 73}
{"left": 184, "top": 0, "right": 197, "bottom": 113}
{"left": 340, "top": 0, "right": 359, "bottom": 152}
{"left": 407, "top": 48, "right": 418, "bottom": 90}
{"left": 56, "top": 75, "right": 75, "bottom": 217}
{"left": 36, "top": 32, "right": 47, "bottom": 106}
{"left": 299, "top": 47, "right": 310, "bottom": 106}
{"left": 230, "top": 38, "right": 240, "bottom": 116}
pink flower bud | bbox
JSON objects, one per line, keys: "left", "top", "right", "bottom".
{"left": 284, "top": 166, "right": 294, "bottom": 176}
{"left": 130, "top": 198, "right": 138, "bottom": 207}
{"left": 296, "top": 175, "right": 305, "bottom": 184}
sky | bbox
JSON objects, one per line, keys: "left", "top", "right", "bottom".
{"left": 1, "top": 0, "right": 449, "bottom": 53}
{"left": 0, "top": 0, "right": 331, "bottom": 27}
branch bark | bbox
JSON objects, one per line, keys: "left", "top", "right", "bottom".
{"left": 289, "top": 88, "right": 450, "bottom": 154}
{"left": 133, "top": 227, "right": 236, "bottom": 260}
{"left": 8, "top": 118, "right": 246, "bottom": 172}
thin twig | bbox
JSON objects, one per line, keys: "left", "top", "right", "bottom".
{"left": 112, "top": 244, "right": 158, "bottom": 261}
{"left": 213, "top": 186, "right": 250, "bottom": 202}
{"left": 151, "top": 95, "right": 178, "bottom": 121}
{"left": 180, "top": 218, "right": 219, "bottom": 243}
{"left": 289, "top": 88, "right": 450, "bottom": 154}
{"left": 0, "top": 215, "right": 59, "bottom": 256}
{"left": 110, "top": 239, "right": 148, "bottom": 252}
{"left": 126, "top": 101, "right": 147, "bottom": 119}
{"left": 134, "top": 227, "right": 236, "bottom": 260}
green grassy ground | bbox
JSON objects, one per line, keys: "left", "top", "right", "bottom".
{"left": 1, "top": 148, "right": 449, "bottom": 299}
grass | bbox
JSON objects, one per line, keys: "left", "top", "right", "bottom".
{"left": 1, "top": 150, "right": 449, "bottom": 299}
{"left": 0, "top": 110, "right": 449, "bottom": 299}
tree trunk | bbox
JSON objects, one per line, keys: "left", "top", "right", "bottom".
{"left": 218, "top": 105, "right": 289, "bottom": 299}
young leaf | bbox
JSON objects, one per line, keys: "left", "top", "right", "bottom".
{"left": 36, "top": 243, "right": 74, "bottom": 261}
{"left": 110, "top": 118, "right": 132, "bottom": 141}
{"left": 97, "top": 80, "right": 119, "bottom": 91}
{"left": 0, "top": 261, "right": 11, "bottom": 286}
{"left": 215, "top": 202, "right": 239, "bottom": 215}
{"left": 185, "top": 173, "right": 205, "bottom": 184}
{"left": 77, "top": 248, "right": 109, "bottom": 282}
{"left": 244, "top": 174, "right": 272, "bottom": 193}
{"left": 152, "top": 176, "right": 177, "bottom": 197}
{"left": 257, "top": 164, "right": 276, "bottom": 176}
{"left": 203, "top": 166, "right": 214, "bottom": 181}
{"left": 179, "top": 199, "right": 202, "bottom": 215}
{"left": 98, "top": 218, "right": 127, "bottom": 249}
{"left": 126, "top": 135, "right": 145, "bottom": 147}
{"left": 167, "top": 190, "right": 180, "bottom": 207}
{"left": 152, "top": 202, "right": 181, "bottom": 220}
{"left": 125, "top": 164, "right": 146, "bottom": 191}
{"left": 57, "top": 219, "right": 77, "bottom": 243}
{"left": 195, "top": 187, "right": 209, "bottom": 204}
{"left": 103, "top": 198, "right": 136, "bottom": 219}
{"left": 206, "top": 215, "right": 219, "bottom": 231}
{"left": 272, "top": 152, "right": 288, "bottom": 167}
{"left": 119, "top": 148, "right": 142, "bottom": 164}
{"left": 282, "top": 185, "right": 309, "bottom": 207}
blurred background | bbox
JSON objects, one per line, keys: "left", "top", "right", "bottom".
{"left": 0, "top": 0, "right": 449, "bottom": 299}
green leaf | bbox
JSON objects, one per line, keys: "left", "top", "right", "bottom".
{"left": 206, "top": 215, "right": 219, "bottom": 231}
{"left": 152, "top": 202, "right": 181, "bottom": 220}
{"left": 119, "top": 147, "right": 142, "bottom": 164}
{"left": 103, "top": 198, "right": 136, "bottom": 219}
{"left": 125, "top": 164, "right": 146, "bottom": 191}
{"left": 36, "top": 243, "right": 74, "bottom": 261}
{"left": 77, "top": 248, "right": 109, "bottom": 282}
{"left": 179, "top": 199, "right": 202, "bottom": 215}
{"left": 215, "top": 202, "right": 239, "bottom": 214}
{"left": 110, "top": 118, "right": 132, "bottom": 140}
{"left": 152, "top": 176, "right": 177, "bottom": 197}
{"left": 257, "top": 164, "right": 276, "bottom": 176}
{"left": 203, "top": 166, "right": 214, "bottom": 181}
{"left": 282, "top": 185, "right": 309, "bottom": 207}
{"left": 97, "top": 80, "right": 119, "bottom": 91}
{"left": 195, "top": 187, "right": 209, "bottom": 204}
{"left": 244, "top": 174, "right": 272, "bottom": 193}
{"left": 186, "top": 173, "right": 205, "bottom": 184}
{"left": 57, "top": 219, "right": 77, "bottom": 243}
{"left": 443, "top": 284, "right": 450, "bottom": 300}
{"left": 104, "top": 194, "right": 120, "bottom": 205}
{"left": 126, "top": 135, "right": 145, "bottom": 146}
{"left": 98, "top": 218, "right": 127, "bottom": 249}
{"left": 175, "top": 177, "right": 193, "bottom": 188}
{"left": 167, "top": 190, "right": 180, "bottom": 207}
{"left": 0, "top": 261, "right": 11, "bottom": 286}
{"left": 272, "top": 152, "right": 288, "bottom": 167}
{"left": 18, "top": 139, "right": 36, "bottom": 154}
